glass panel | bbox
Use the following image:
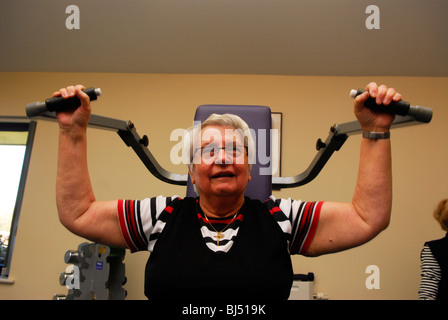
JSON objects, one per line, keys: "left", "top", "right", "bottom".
{"left": 0, "top": 142, "right": 27, "bottom": 272}
{"left": 0, "top": 121, "right": 34, "bottom": 278}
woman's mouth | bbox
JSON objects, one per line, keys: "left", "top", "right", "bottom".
{"left": 211, "top": 172, "right": 235, "bottom": 179}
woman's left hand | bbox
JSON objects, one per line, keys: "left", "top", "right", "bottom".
{"left": 353, "top": 82, "right": 402, "bottom": 132}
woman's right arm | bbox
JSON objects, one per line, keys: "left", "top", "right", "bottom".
{"left": 418, "top": 244, "right": 441, "bottom": 300}
{"left": 55, "top": 85, "right": 127, "bottom": 248}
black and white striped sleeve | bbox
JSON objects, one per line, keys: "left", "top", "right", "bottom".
{"left": 117, "top": 195, "right": 181, "bottom": 252}
{"left": 265, "top": 196, "right": 322, "bottom": 255}
{"left": 418, "top": 244, "right": 441, "bottom": 300}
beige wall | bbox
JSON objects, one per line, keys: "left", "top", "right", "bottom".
{"left": 0, "top": 72, "right": 447, "bottom": 300}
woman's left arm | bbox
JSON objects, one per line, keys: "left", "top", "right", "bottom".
{"left": 307, "top": 83, "right": 402, "bottom": 256}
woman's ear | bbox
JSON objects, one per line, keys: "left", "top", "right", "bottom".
{"left": 188, "top": 166, "right": 195, "bottom": 184}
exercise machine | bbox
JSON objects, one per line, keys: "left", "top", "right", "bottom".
{"left": 27, "top": 87, "right": 432, "bottom": 300}
{"left": 53, "top": 242, "right": 126, "bottom": 300}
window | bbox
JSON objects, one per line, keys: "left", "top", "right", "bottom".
{"left": 0, "top": 117, "right": 36, "bottom": 279}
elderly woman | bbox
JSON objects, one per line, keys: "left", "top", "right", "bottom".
{"left": 55, "top": 82, "right": 401, "bottom": 300}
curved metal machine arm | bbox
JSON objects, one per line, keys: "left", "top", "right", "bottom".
{"left": 29, "top": 112, "right": 430, "bottom": 189}
{"left": 272, "top": 115, "right": 426, "bottom": 188}
{"left": 30, "top": 111, "right": 188, "bottom": 185}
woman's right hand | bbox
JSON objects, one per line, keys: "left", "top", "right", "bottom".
{"left": 53, "top": 84, "right": 92, "bottom": 133}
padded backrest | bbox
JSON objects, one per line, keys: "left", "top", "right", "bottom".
{"left": 186, "top": 105, "right": 272, "bottom": 202}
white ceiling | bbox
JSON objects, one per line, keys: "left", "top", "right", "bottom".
{"left": 1, "top": 0, "right": 447, "bottom": 76}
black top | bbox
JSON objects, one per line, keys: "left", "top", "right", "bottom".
{"left": 144, "top": 197, "right": 293, "bottom": 300}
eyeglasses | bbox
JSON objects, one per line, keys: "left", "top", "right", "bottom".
{"left": 194, "top": 144, "right": 248, "bottom": 160}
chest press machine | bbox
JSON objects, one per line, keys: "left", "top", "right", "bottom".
{"left": 25, "top": 88, "right": 432, "bottom": 300}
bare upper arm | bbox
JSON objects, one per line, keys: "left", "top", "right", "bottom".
{"left": 306, "top": 201, "right": 381, "bottom": 257}
{"left": 63, "top": 200, "right": 128, "bottom": 249}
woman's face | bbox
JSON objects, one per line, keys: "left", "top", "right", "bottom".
{"left": 189, "top": 125, "right": 251, "bottom": 199}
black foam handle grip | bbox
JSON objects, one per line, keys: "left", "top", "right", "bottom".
{"left": 26, "top": 87, "right": 101, "bottom": 118}
{"left": 350, "top": 89, "right": 432, "bottom": 123}
{"left": 351, "top": 89, "right": 410, "bottom": 115}
{"left": 45, "top": 87, "right": 100, "bottom": 112}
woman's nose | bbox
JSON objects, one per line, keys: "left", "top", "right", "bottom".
{"left": 214, "top": 148, "right": 233, "bottom": 164}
